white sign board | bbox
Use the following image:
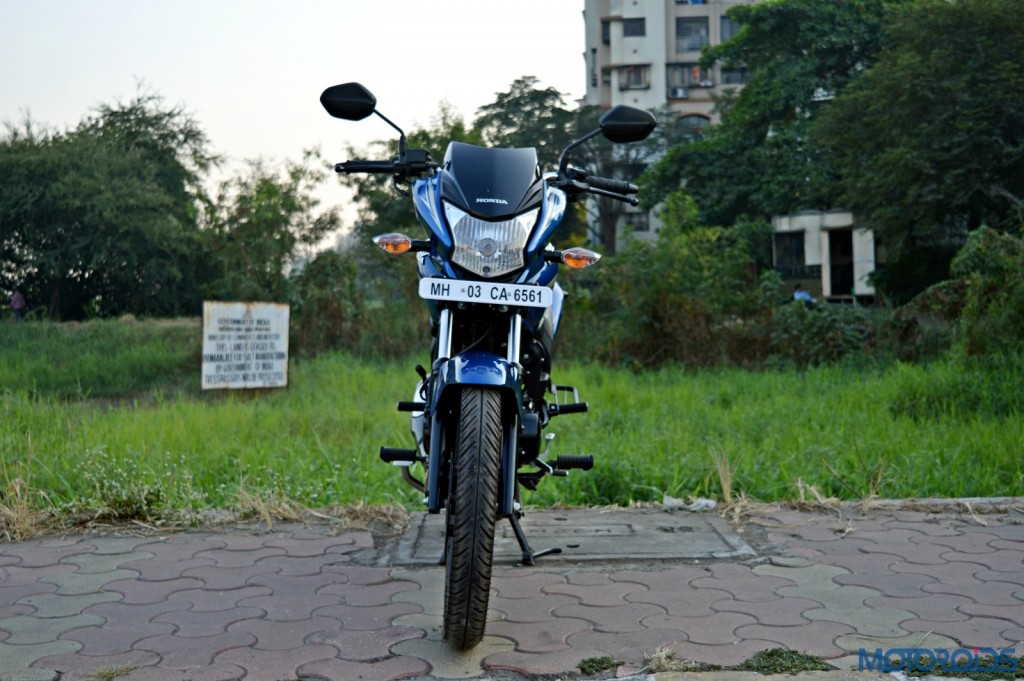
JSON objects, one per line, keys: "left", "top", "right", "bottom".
{"left": 202, "top": 302, "right": 289, "bottom": 390}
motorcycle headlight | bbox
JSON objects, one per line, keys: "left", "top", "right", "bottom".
{"left": 445, "top": 202, "right": 539, "bottom": 279}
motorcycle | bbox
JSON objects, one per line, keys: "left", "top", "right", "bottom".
{"left": 321, "top": 82, "right": 656, "bottom": 649}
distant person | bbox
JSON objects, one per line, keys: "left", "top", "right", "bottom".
{"left": 793, "top": 284, "right": 814, "bottom": 308}
{"left": 10, "top": 289, "right": 26, "bottom": 321}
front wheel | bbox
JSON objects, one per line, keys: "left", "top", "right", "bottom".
{"left": 443, "top": 386, "right": 503, "bottom": 649}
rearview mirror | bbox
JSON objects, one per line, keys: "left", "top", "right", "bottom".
{"left": 599, "top": 105, "right": 657, "bottom": 144}
{"left": 320, "top": 82, "right": 377, "bottom": 121}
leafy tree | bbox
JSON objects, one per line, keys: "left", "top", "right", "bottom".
{"left": 0, "top": 92, "right": 216, "bottom": 319}
{"left": 203, "top": 150, "right": 340, "bottom": 302}
{"left": 813, "top": 0, "right": 1024, "bottom": 300}
{"left": 642, "top": 0, "right": 896, "bottom": 225}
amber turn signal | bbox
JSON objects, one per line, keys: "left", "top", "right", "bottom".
{"left": 372, "top": 233, "right": 414, "bottom": 255}
{"left": 561, "top": 247, "right": 602, "bottom": 269}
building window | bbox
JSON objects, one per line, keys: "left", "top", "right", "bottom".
{"left": 627, "top": 211, "right": 651, "bottom": 232}
{"left": 619, "top": 65, "right": 650, "bottom": 90}
{"left": 679, "top": 114, "right": 710, "bottom": 142}
{"left": 774, "top": 232, "right": 806, "bottom": 276}
{"left": 623, "top": 18, "right": 646, "bottom": 37}
{"left": 721, "top": 67, "right": 750, "bottom": 85}
{"left": 669, "top": 63, "right": 712, "bottom": 88}
{"left": 676, "top": 0, "right": 707, "bottom": 4}
{"left": 677, "top": 17, "right": 709, "bottom": 52}
{"left": 721, "top": 15, "right": 742, "bottom": 42}
{"left": 601, "top": 19, "right": 610, "bottom": 45}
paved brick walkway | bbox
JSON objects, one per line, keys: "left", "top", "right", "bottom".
{"left": 1, "top": 502, "right": 1022, "bottom": 681}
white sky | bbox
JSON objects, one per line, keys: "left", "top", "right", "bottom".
{"left": 1, "top": 0, "right": 587, "bottom": 228}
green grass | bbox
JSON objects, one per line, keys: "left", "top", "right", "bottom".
{"left": 2, "top": 318, "right": 1022, "bottom": 523}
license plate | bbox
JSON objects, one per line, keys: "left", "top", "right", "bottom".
{"left": 418, "top": 279, "right": 552, "bottom": 308}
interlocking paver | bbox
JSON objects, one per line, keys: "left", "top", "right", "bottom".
{"left": 153, "top": 606, "right": 266, "bottom": 637}
{"left": 263, "top": 534, "right": 360, "bottom": 556}
{"left": 102, "top": 576, "right": 204, "bottom": 604}
{"left": 178, "top": 563, "right": 278, "bottom": 589}
{"left": 133, "top": 630, "right": 256, "bottom": 669}
{"left": 83, "top": 537, "right": 154, "bottom": 555}
{"left": 923, "top": 579, "right": 1023, "bottom": 604}
{"left": 544, "top": 578, "right": 637, "bottom": 606}
{"left": 0, "top": 582, "right": 58, "bottom": 608}
{"left": 307, "top": 624, "right": 423, "bottom": 661}
{"left": 19, "top": 591, "right": 121, "bottom": 618}
{"left": 733, "top": 620, "right": 856, "bottom": 658}
{"left": 167, "top": 586, "right": 271, "bottom": 612}
{"left": 237, "top": 592, "right": 344, "bottom": 621}
{"left": 711, "top": 596, "right": 820, "bottom": 625}
{"left": 1, "top": 565, "right": 76, "bottom": 588}
{"left": 58, "top": 621, "right": 175, "bottom": 655}
{"left": 83, "top": 599, "right": 188, "bottom": 629}
{"left": 975, "top": 568, "right": 1024, "bottom": 586}
{"left": 0, "top": 613, "right": 103, "bottom": 644}
{"left": 833, "top": 570, "right": 936, "bottom": 596}
{"left": 253, "top": 553, "right": 348, "bottom": 576}
{"left": 297, "top": 653, "right": 432, "bottom": 681}
{"left": 490, "top": 570, "right": 566, "bottom": 599}
{"left": 395, "top": 634, "right": 512, "bottom": 678}
{"left": 485, "top": 616, "right": 591, "bottom": 652}
{"left": 212, "top": 644, "right": 344, "bottom": 679}
{"left": 640, "top": 611, "right": 756, "bottom": 644}
{"left": 488, "top": 592, "right": 578, "bottom": 623}
{"left": 127, "top": 556, "right": 216, "bottom": 582}
{"left": 863, "top": 593, "right": 972, "bottom": 621}
{"left": 659, "top": 638, "right": 780, "bottom": 666}
{"left": 690, "top": 563, "right": 796, "bottom": 601}
{"left": 939, "top": 549, "right": 1024, "bottom": 573}
{"left": 0, "top": 639, "right": 81, "bottom": 681}
{"left": 325, "top": 565, "right": 394, "bottom": 585}
{"left": 41, "top": 569, "right": 138, "bottom": 596}
{"left": 0, "top": 542, "right": 94, "bottom": 568}
{"left": 900, "top": 616, "right": 1020, "bottom": 648}
{"left": 910, "top": 531, "right": 1005, "bottom": 553}
{"left": 318, "top": 578, "right": 420, "bottom": 606}
{"left": 957, "top": 601, "right": 1024, "bottom": 624}
{"left": 246, "top": 571, "right": 341, "bottom": 596}
{"left": 192, "top": 547, "right": 285, "bottom": 568}
{"left": 227, "top": 615, "right": 341, "bottom": 649}
{"left": 59, "top": 552, "right": 152, "bottom": 574}
{"left": 552, "top": 601, "right": 666, "bottom": 633}
{"left": 312, "top": 602, "right": 422, "bottom": 630}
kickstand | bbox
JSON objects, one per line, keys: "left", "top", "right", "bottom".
{"left": 506, "top": 512, "right": 561, "bottom": 566}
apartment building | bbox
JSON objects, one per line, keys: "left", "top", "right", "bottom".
{"left": 583, "top": 0, "right": 877, "bottom": 301}
{"left": 582, "top": 0, "right": 758, "bottom": 243}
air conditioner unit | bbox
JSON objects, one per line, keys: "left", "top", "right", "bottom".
{"left": 669, "top": 87, "right": 689, "bottom": 99}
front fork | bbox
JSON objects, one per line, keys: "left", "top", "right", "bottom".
{"left": 422, "top": 308, "right": 523, "bottom": 517}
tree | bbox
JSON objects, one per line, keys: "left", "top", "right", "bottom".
{"left": 642, "top": 0, "right": 896, "bottom": 225}
{"left": 203, "top": 150, "right": 340, "bottom": 302}
{"left": 0, "top": 92, "right": 217, "bottom": 319}
{"left": 813, "top": 0, "right": 1024, "bottom": 299}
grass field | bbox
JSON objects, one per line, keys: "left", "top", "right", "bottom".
{"left": 1, "top": 318, "right": 1021, "bottom": 525}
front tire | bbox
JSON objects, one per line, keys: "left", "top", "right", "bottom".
{"left": 443, "top": 387, "right": 502, "bottom": 649}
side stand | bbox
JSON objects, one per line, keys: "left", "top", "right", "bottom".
{"left": 505, "top": 512, "right": 561, "bottom": 566}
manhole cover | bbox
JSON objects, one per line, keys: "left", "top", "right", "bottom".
{"left": 384, "top": 509, "right": 755, "bottom": 565}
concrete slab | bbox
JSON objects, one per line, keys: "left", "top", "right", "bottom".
{"left": 386, "top": 509, "right": 756, "bottom": 566}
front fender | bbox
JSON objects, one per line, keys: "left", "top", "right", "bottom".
{"left": 425, "top": 352, "right": 523, "bottom": 514}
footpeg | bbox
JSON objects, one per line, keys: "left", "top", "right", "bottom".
{"left": 379, "top": 447, "right": 421, "bottom": 464}
{"left": 549, "top": 402, "right": 588, "bottom": 416}
{"left": 551, "top": 454, "right": 593, "bottom": 471}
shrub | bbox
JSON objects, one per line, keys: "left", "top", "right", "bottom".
{"left": 288, "top": 250, "right": 364, "bottom": 356}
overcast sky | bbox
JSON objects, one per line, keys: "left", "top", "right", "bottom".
{"left": 1, "top": 0, "right": 587, "bottom": 223}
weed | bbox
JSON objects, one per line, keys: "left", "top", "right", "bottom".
{"left": 578, "top": 656, "right": 623, "bottom": 675}
{"left": 88, "top": 664, "right": 138, "bottom": 681}
{"left": 643, "top": 646, "right": 703, "bottom": 673}
{"left": 735, "top": 648, "right": 833, "bottom": 675}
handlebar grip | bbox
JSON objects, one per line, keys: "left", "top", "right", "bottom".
{"left": 588, "top": 176, "right": 639, "bottom": 195}
{"left": 336, "top": 160, "right": 396, "bottom": 174}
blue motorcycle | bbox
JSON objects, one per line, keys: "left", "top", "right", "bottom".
{"left": 322, "top": 83, "right": 656, "bottom": 649}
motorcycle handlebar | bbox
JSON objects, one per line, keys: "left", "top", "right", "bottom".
{"left": 587, "top": 175, "right": 639, "bottom": 195}
{"left": 336, "top": 160, "right": 396, "bottom": 174}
